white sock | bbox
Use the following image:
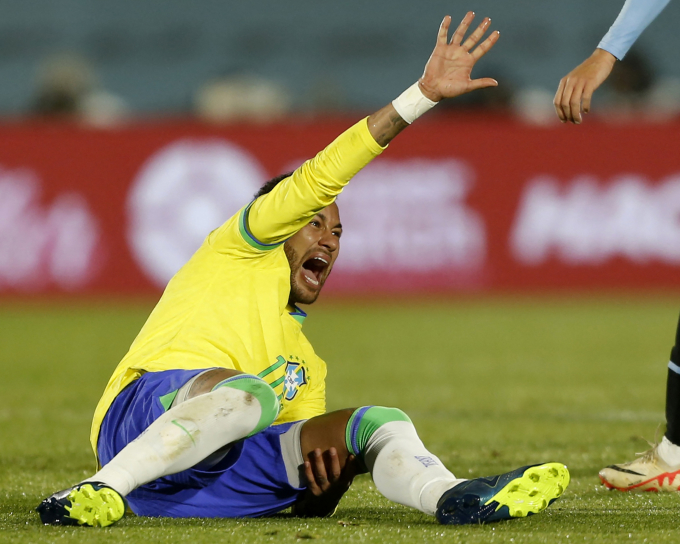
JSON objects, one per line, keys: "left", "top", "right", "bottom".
{"left": 657, "top": 436, "right": 680, "bottom": 466}
{"left": 89, "top": 386, "right": 263, "bottom": 496}
{"left": 364, "top": 421, "right": 466, "bottom": 516}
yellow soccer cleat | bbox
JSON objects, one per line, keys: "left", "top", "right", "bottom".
{"left": 37, "top": 482, "right": 126, "bottom": 527}
{"left": 436, "top": 462, "right": 570, "bottom": 525}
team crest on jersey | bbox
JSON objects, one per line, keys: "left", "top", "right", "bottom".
{"left": 283, "top": 361, "right": 307, "bottom": 401}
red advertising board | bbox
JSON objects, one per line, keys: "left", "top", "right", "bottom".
{"left": 0, "top": 115, "right": 678, "bottom": 296}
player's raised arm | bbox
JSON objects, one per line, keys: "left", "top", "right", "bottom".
{"left": 368, "top": 12, "right": 500, "bottom": 146}
{"left": 554, "top": 0, "right": 671, "bottom": 124}
{"left": 241, "top": 13, "right": 499, "bottom": 250}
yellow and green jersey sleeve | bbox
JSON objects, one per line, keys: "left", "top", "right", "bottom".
{"left": 212, "top": 117, "right": 385, "bottom": 252}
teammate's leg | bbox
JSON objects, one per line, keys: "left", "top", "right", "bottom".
{"left": 37, "top": 368, "right": 280, "bottom": 526}
{"left": 600, "top": 311, "right": 680, "bottom": 491}
{"left": 298, "top": 407, "right": 569, "bottom": 525}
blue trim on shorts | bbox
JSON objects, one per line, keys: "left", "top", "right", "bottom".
{"left": 350, "top": 406, "right": 373, "bottom": 456}
{"left": 98, "top": 369, "right": 306, "bottom": 518}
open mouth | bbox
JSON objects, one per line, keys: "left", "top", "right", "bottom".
{"left": 301, "top": 255, "right": 329, "bottom": 288}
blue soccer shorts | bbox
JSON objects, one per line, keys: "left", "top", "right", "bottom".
{"left": 97, "top": 368, "right": 307, "bottom": 518}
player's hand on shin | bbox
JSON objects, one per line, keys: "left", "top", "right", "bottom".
{"left": 418, "top": 12, "right": 500, "bottom": 102}
{"left": 294, "top": 448, "right": 357, "bottom": 517}
{"left": 554, "top": 48, "right": 616, "bottom": 124}
{"left": 305, "top": 447, "right": 356, "bottom": 496}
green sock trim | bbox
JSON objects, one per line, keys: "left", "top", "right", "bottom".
{"left": 345, "top": 406, "right": 412, "bottom": 457}
{"left": 213, "top": 375, "right": 280, "bottom": 437}
{"left": 159, "top": 390, "right": 178, "bottom": 411}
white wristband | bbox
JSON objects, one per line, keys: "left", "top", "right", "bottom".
{"left": 392, "top": 82, "right": 438, "bottom": 124}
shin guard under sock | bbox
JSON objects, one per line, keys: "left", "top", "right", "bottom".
{"left": 91, "top": 374, "right": 278, "bottom": 496}
{"left": 346, "top": 406, "right": 463, "bottom": 516}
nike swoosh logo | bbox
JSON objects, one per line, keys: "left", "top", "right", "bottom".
{"left": 606, "top": 465, "right": 644, "bottom": 476}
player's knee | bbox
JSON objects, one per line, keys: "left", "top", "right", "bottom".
{"left": 212, "top": 374, "right": 280, "bottom": 435}
{"left": 345, "top": 406, "right": 412, "bottom": 457}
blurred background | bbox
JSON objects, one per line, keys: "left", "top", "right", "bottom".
{"left": 0, "top": 0, "right": 678, "bottom": 298}
{"left": 1, "top": 3, "right": 680, "bottom": 537}
{"left": 1, "top": 0, "right": 679, "bottom": 122}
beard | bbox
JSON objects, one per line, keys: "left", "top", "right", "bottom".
{"left": 284, "top": 244, "right": 321, "bottom": 306}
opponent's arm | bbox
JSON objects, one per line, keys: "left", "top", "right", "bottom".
{"left": 599, "top": 0, "right": 670, "bottom": 61}
{"left": 554, "top": 0, "right": 671, "bottom": 124}
{"left": 243, "top": 13, "right": 499, "bottom": 248}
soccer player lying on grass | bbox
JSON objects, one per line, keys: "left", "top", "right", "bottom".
{"left": 38, "top": 12, "right": 569, "bottom": 527}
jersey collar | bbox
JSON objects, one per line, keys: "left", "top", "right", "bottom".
{"left": 287, "top": 305, "right": 307, "bottom": 325}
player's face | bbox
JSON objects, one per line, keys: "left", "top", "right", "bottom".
{"left": 284, "top": 202, "right": 342, "bottom": 305}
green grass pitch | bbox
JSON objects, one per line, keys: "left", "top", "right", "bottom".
{"left": 1, "top": 296, "right": 679, "bottom": 543}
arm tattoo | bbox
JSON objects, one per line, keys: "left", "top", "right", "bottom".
{"left": 373, "top": 110, "right": 409, "bottom": 147}
{"left": 367, "top": 104, "right": 410, "bottom": 147}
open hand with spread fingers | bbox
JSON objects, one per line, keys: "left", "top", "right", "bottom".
{"left": 419, "top": 12, "right": 500, "bottom": 102}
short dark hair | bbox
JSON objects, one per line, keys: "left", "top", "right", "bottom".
{"left": 254, "top": 171, "right": 295, "bottom": 199}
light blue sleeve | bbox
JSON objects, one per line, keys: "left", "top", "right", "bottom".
{"left": 598, "top": 0, "right": 672, "bottom": 60}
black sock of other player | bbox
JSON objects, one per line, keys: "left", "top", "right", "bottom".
{"left": 664, "top": 312, "right": 680, "bottom": 446}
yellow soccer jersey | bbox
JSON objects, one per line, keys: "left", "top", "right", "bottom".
{"left": 90, "top": 118, "right": 385, "bottom": 456}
